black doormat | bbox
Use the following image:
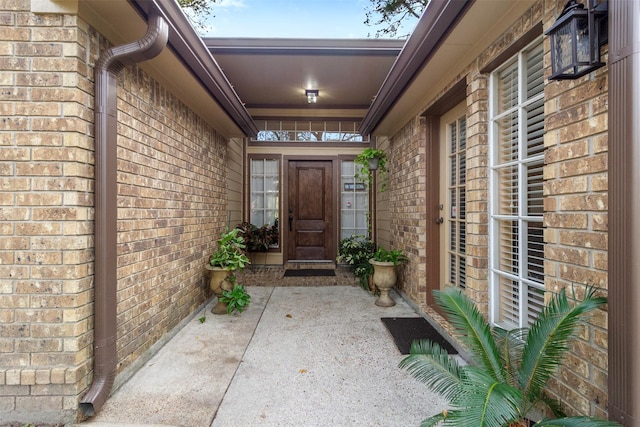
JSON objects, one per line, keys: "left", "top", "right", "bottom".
{"left": 283, "top": 269, "right": 336, "bottom": 277}
{"left": 381, "top": 317, "right": 458, "bottom": 355}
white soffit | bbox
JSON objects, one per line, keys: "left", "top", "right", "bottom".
{"left": 374, "top": 0, "right": 537, "bottom": 136}
{"left": 248, "top": 108, "right": 369, "bottom": 119}
{"left": 79, "top": 0, "right": 246, "bottom": 137}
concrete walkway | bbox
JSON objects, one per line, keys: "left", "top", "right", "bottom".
{"left": 73, "top": 286, "right": 448, "bottom": 427}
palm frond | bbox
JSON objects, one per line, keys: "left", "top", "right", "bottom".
{"left": 419, "top": 412, "right": 446, "bottom": 427}
{"left": 435, "top": 288, "right": 505, "bottom": 382}
{"left": 400, "top": 339, "right": 465, "bottom": 401}
{"left": 445, "top": 367, "right": 522, "bottom": 427}
{"left": 493, "top": 326, "right": 527, "bottom": 387}
{"left": 534, "top": 416, "right": 621, "bottom": 426}
{"left": 519, "top": 287, "right": 607, "bottom": 401}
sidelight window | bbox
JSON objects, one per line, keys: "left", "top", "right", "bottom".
{"left": 340, "top": 160, "right": 369, "bottom": 240}
{"left": 250, "top": 158, "right": 280, "bottom": 235}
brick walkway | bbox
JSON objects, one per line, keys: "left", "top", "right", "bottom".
{"left": 236, "top": 263, "right": 360, "bottom": 287}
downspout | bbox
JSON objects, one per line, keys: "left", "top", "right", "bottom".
{"left": 80, "top": 13, "right": 168, "bottom": 417}
{"left": 608, "top": 0, "right": 640, "bottom": 424}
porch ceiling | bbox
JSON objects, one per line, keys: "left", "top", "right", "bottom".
{"left": 205, "top": 38, "right": 404, "bottom": 122}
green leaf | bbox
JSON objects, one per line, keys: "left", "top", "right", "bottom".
{"left": 401, "top": 286, "right": 614, "bottom": 426}
{"left": 519, "top": 287, "right": 607, "bottom": 404}
{"left": 434, "top": 288, "right": 505, "bottom": 383}
{"left": 534, "top": 417, "right": 621, "bottom": 426}
{"left": 450, "top": 367, "right": 522, "bottom": 427}
{"left": 219, "top": 283, "right": 251, "bottom": 314}
{"left": 399, "top": 339, "right": 464, "bottom": 401}
{"left": 419, "top": 412, "right": 446, "bottom": 427}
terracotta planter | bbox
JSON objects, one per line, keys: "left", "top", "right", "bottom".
{"left": 205, "top": 265, "right": 234, "bottom": 314}
{"left": 369, "top": 259, "right": 397, "bottom": 307}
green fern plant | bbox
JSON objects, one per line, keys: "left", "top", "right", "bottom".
{"left": 400, "top": 286, "right": 619, "bottom": 427}
{"left": 354, "top": 148, "right": 388, "bottom": 191}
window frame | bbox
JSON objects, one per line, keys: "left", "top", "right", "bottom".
{"left": 247, "top": 155, "right": 281, "bottom": 250}
{"left": 250, "top": 120, "right": 370, "bottom": 146}
{"left": 446, "top": 115, "right": 468, "bottom": 290}
{"left": 339, "top": 157, "right": 370, "bottom": 241}
{"left": 488, "top": 37, "right": 545, "bottom": 330}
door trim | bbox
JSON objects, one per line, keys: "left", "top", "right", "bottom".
{"left": 424, "top": 116, "right": 440, "bottom": 308}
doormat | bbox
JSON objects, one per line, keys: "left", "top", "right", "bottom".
{"left": 381, "top": 317, "right": 458, "bottom": 355}
{"left": 283, "top": 269, "right": 336, "bottom": 277}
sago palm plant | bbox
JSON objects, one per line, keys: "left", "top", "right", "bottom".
{"left": 400, "top": 286, "right": 619, "bottom": 427}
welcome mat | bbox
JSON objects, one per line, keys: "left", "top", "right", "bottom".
{"left": 283, "top": 269, "right": 336, "bottom": 277}
{"left": 381, "top": 317, "right": 458, "bottom": 355}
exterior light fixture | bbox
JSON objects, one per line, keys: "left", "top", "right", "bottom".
{"left": 545, "top": 0, "right": 608, "bottom": 80}
{"left": 305, "top": 89, "right": 318, "bottom": 104}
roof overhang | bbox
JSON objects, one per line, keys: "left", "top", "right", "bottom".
{"left": 78, "top": 0, "right": 257, "bottom": 137}
{"left": 360, "top": 0, "right": 538, "bottom": 136}
{"left": 205, "top": 38, "right": 405, "bottom": 123}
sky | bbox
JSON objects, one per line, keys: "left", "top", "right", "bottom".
{"left": 191, "top": 0, "right": 420, "bottom": 39}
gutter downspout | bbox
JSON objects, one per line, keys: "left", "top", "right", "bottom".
{"left": 80, "top": 13, "right": 168, "bottom": 417}
{"left": 608, "top": 0, "right": 640, "bottom": 424}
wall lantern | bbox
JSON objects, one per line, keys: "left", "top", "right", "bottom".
{"left": 545, "top": 0, "right": 608, "bottom": 80}
{"left": 305, "top": 89, "right": 318, "bottom": 104}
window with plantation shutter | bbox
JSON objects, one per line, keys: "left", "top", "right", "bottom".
{"left": 489, "top": 38, "right": 545, "bottom": 329}
{"left": 447, "top": 116, "right": 467, "bottom": 289}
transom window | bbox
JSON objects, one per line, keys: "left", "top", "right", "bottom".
{"left": 489, "top": 38, "right": 545, "bottom": 329}
{"left": 252, "top": 120, "right": 368, "bottom": 143}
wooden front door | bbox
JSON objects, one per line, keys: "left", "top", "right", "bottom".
{"left": 287, "top": 160, "right": 334, "bottom": 261}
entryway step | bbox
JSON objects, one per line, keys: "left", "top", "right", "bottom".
{"left": 236, "top": 264, "right": 357, "bottom": 287}
{"left": 284, "top": 261, "right": 336, "bottom": 270}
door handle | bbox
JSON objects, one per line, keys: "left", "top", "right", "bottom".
{"left": 435, "top": 217, "right": 444, "bottom": 224}
{"left": 289, "top": 214, "right": 294, "bottom": 231}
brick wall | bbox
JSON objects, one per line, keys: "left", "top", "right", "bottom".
{"left": 0, "top": 3, "right": 227, "bottom": 423}
{"left": 386, "top": 0, "right": 610, "bottom": 419}
{"left": 387, "top": 116, "right": 428, "bottom": 305}
{"left": 1, "top": 5, "right": 95, "bottom": 422}
{"left": 542, "top": 0, "right": 609, "bottom": 417}
{"left": 463, "top": 72, "right": 490, "bottom": 314}
{"left": 115, "top": 65, "right": 227, "bottom": 373}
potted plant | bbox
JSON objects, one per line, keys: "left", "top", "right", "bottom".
{"left": 400, "top": 286, "right": 619, "bottom": 427}
{"left": 369, "top": 247, "right": 407, "bottom": 307}
{"left": 354, "top": 148, "right": 388, "bottom": 191}
{"left": 337, "top": 235, "right": 376, "bottom": 291}
{"left": 206, "top": 228, "right": 250, "bottom": 314}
